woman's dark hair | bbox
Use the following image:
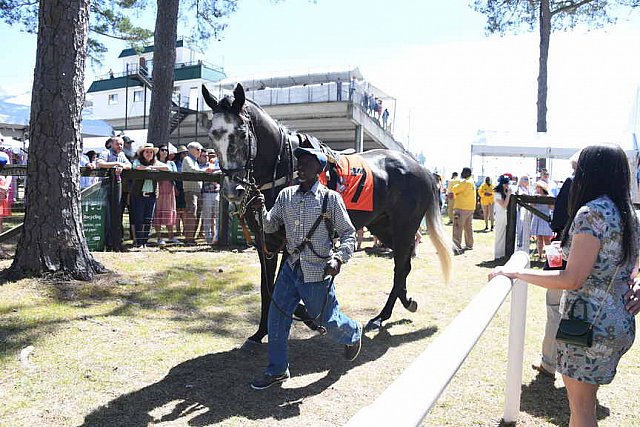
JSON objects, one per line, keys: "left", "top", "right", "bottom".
{"left": 561, "top": 144, "right": 638, "bottom": 265}
{"left": 86, "top": 150, "right": 96, "bottom": 162}
{"left": 156, "top": 144, "right": 169, "bottom": 161}
{"left": 460, "top": 167, "right": 472, "bottom": 179}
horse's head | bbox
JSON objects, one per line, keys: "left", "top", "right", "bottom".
{"left": 202, "top": 83, "right": 256, "bottom": 202}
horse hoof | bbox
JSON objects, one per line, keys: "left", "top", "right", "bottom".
{"left": 406, "top": 299, "right": 418, "bottom": 313}
{"left": 240, "top": 339, "right": 263, "bottom": 354}
{"left": 365, "top": 318, "right": 383, "bottom": 331}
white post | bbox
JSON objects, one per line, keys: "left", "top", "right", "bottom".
{"left": 503, "top": 262, "right": 529, "bottom": 422}
{"left": 346, "top": 251, "right": 530, "bottom": 427}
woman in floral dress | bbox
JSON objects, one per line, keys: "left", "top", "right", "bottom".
{"left": 490, "top": 144, "right": 639, "bottom": 426}
{"left": 152, "top": 144, "right": 179, "bottom": 245}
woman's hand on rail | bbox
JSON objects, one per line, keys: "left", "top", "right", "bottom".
{"left": 488, "top": 266, "right": 518, "bottom": 282}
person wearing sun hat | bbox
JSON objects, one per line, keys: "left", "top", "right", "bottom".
{"left": 493, "top": 174, "right": 512, "bottom": 259}
{"left": 200, "top": 149, "right": 221, "bottom": 244}
{"left": 130, "top": 143, "right": 168, "bottom": 247}
{"left": 181, "top": 141, "right": 216, "bottom": 244}
{"left": 530, "top": 180, "right": 554, "bottom": 262}
{"left": 153, "top": 144, "right": 180, "bottom": 245}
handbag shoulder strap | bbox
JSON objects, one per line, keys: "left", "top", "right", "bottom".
{"left": 591, "top": 265, "right": 620, "bottom": 326}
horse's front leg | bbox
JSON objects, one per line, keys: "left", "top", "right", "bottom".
{"left": 243, "top": 251, "right": 278, "bottom": 350}
{"left": 366, "top": 234, "right": 416, "bottom": 331}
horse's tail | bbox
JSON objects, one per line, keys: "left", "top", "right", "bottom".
{"left": 424, "top": 181, "right": 453, "bottom": 284}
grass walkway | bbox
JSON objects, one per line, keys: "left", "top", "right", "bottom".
{"left": 0, "top": 220, "right": 638, "bottom": 426}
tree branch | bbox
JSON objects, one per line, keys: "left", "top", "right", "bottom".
{"left": 550, "top": 0, "right": 596, "bottom": 16}
{"left": 90, "top": 28, "right": 147, "bottom": 42}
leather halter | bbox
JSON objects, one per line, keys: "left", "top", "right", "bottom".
{"left": 219, "top": 109, "right": 295, "bottom": 197}
{"left": 218, "top": 113, "right": 257, "bottom": 181}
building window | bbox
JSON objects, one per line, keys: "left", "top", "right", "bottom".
{"left": 133, "top": 90, "right": 144, "bottom": 102}
{"left": 108, "top": 94, "right": 118, "bottom": 105}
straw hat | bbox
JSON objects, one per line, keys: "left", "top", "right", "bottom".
{"left": 535, "top": 180, "right": 549, "bottom": 195}
{"left": 136, "top": 143, "right": 159, "bottom": 156}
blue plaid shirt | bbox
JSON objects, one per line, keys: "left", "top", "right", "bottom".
{"left": 262, "top": 181, "right": 356, "bottom": 282}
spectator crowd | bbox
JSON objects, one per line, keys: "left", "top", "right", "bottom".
{"left": 82, "top": 136, "right": 221, "bottom": 250}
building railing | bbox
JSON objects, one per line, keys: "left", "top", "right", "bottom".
{"left": 236, "top": 83, "right": 393, "bottom": 133}
{"left": 346, "top": 251, "right": 530, "bottom": 426}
{"left": 100, "top": 60, "right": 223, "bottom": 81}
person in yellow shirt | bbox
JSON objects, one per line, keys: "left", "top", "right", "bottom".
{"left": 451, "top": 167, "right": 476, "bottom": 253}
{"left": 445, "top": 172, "right": 459, "bottom": 225}
{"left": 478, "top": 176, "right": 494, "bottom": 231}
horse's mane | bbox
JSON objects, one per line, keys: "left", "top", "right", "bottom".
{"left": 214, "top": 94, "right": 296, "bottom": 137}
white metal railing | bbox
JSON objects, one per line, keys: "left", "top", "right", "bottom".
{"left": 345, "top": 251, "right": 530, "bottom": 427}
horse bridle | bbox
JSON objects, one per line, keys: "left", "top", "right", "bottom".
{"left": 215, "top": 111, "right": 294, "bottom": 256}
{"left": 218, "top": 113, "right": 258, "bottom": 187}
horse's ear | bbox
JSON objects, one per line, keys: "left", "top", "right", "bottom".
{"left": 231, "top": 83, "right": 246, "bottom": 114}
{"left": 202, "top": 85, "right": 217, "bottom": 110}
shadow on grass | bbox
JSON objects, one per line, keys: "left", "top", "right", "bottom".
{"left": 363, "top": 247, "right": 394, "bottom": 258}
{"left": 0, "top": 264, "right": 261, "bottom": 360}
{"left": 476, "top": 258, "right": 508, "bottom": 269}
{"left": 79, "top": 326, "right": 437, "bottom": 426}
{"left": 515, "top": 373, "right": 610, "bottom": 426}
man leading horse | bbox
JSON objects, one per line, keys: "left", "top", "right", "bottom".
{"left": 249, "top": 146, "right": 362, "bottom": 390}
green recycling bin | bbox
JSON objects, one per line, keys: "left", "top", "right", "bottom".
{"left": 81, "top": 184, "right": 106, "bottom": 251}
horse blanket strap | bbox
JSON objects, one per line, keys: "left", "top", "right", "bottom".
{"left": 320, "top": 154, "right": 374, "bottom": 212}
{"left": 293, "top": 192, "right": 334, "bottom": 259}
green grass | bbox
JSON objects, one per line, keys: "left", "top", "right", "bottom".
{"left": 0, "top": 221, "right": 638, "bottom": 427}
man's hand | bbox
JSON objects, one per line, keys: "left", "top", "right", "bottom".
{"left": 251, "top": 193, "right": 265, "bottom": 210}
{"left": 625, "top": 277, "right": 640, "bottom": 315}
{"left": 324, "top": 258, "right": 342, "bottom": 278}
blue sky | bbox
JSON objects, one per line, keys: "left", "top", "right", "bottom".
{"left": 1, "top": 1, "right": 640, "bottom": 177}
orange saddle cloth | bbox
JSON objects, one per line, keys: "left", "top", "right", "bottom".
{"left": 320, "top": 154, "right": 374, "bottom": 212}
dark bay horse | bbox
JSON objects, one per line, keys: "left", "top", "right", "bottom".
{"left": 202, "top": 84, "right": 452, "bottom": 347}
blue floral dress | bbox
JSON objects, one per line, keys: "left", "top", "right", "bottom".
{"left": 558, "top": 195, "right": 637, "bottom": 384}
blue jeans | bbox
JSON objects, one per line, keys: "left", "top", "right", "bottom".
{"left": 266, "top": 262, "right": 361, "bottom": 376}
{"left": 131, "top": 194, "right": 156, "bottom": 245}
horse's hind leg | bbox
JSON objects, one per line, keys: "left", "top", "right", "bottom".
{"left": 366, "top": 227, "right": 417, "bottom": 331}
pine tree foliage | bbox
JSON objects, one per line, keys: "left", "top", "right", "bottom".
{"left": 471, "top": 0, "right": 640, "bottom": 132}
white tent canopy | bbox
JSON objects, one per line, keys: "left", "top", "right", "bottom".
{"left": 471, "top": 130, "right": 640, "bottom": 202}
{"left": 471, "top": 130, "right": 638, "bottom": 159}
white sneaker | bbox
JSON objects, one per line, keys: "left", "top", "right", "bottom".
{"left": 157, "top": 239, "right": 166, "bottom": 245}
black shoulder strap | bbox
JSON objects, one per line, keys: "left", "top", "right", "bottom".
{"left": 305, "top": 192, "right": 330, "bottom": 240}
{"left": 294, "top": 192, "right": 334, "bottom": 256}
{"left": 322, "top": 192, "right": 335, "bottom": 239}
